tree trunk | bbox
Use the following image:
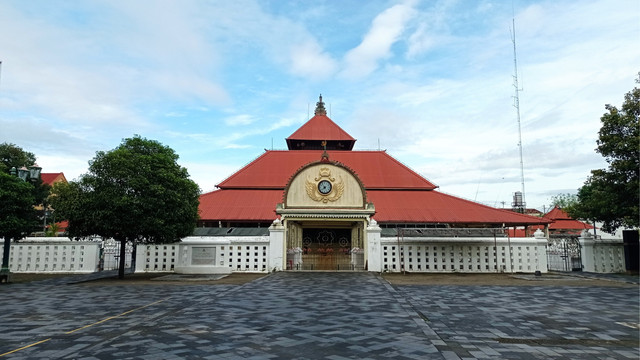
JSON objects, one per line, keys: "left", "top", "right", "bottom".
{"left": 118, "top": 239, "right": 127, "bottom": 279}
{"left": 1, "top": 238, "right": 11, "bottom": 272}
{"left": 130, "top": 240, "right": 136, "bottom": 273}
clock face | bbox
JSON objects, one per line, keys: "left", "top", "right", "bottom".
{"left": 318, "top": 180, "right": 332, "bottom": 195}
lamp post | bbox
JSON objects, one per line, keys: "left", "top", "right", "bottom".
{"left": 1, "top": 163, "right": 42, "bottom": 281}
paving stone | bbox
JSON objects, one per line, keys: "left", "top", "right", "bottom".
{"left": 0, "top": 272, "right": 638, "bottom": 359}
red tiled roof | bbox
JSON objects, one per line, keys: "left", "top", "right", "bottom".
{"left": 41, "top": 172, "right": 67, "bottom": 186}
{"left": 367, "top": 190, "right": 548, "bottom": 225}
{"left": 198, "top": 107, "right": 548, "bottom": 226}
{"left": 287, "top": 115, "right": 355, "bottom": 142}
{"left": 544, "top": 206, "right": 571, "bottom": 220}
{"left": 217, "top": 150, "right": 437, "bottom": 190}
{"left": 199, "top": 189, "right": 283, "bottom": 221}
{"left": 544, "top": 206, "right": 593, "bottom": 230}
{"left": 548, "top": 219, "right": 593, "bottom": 230}
{"left": 52, "top": 220, "right": 68, "bottom": 231}
{"left": 198, "top": 188, "right": 548, "bottom": 225}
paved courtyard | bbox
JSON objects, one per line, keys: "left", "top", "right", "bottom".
{"left": 0, "top": 272, "right": 638, "bottom": 359}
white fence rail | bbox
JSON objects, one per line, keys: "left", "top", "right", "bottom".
{"left": 1, "top": 231, "right": 628, "bottom": 275}
{"left": 580, "top": 234, "right": 626, "bottom": 273}
{"left": 2, "top": 238, "right": 100, "bottom": 273}
{"left": 381, "top": 237, "right": 548, "bottom": 273}
{"left": 135, "top": 236, "right": 270, "bottom": 273}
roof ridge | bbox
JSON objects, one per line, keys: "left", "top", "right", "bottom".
{"left": 216, "top": 151, "right": 271, "bottom": 188}
{"left": 216, "top": 150, "right": 438, "bottom": 190}
{"left": 286, "top": 114, "right": 355, "bottom": 141}
{"left": 379, "top": 151, "right": 439, "bottom": 189}
{"left": 431, "top": 188, "right": 551, "bottom": 224}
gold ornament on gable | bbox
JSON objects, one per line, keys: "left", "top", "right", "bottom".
{"left": 305, "top": 167, "right": 344, "bottom": 203}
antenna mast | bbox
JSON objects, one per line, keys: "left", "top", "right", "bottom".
{"left": 511, "top": 18, "right": 526, "bottom": 212}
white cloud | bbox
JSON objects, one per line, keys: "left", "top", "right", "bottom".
{"left": 407, "top": 22, "right": 438, "bottom": 58}
{"left": 224, "top": 114, "right": 256, "bottom": 126}
{"left": 289, "top": 42, "right": 338, "bottom": 80}
{"left": 181, "top": 162, "right": 242, "bottom": 193}
{"left": 405, "top": 0, "right": 456, "bottom": 58}
{"left": 341, "top": 2, "right": 417, "bottom": 79}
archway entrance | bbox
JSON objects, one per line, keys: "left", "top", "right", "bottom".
{"left": 301, "top": 228, "right": 352, "bottom": 270}
{"left": 278, "top": 159, "right": 374, "bottom": 271}
{"left": 285, "top": 220, "right": 366, "bottom": 271}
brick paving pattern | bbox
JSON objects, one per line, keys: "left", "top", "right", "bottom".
{"left": 0, "top": 272, "right": 638, "bottom": 359}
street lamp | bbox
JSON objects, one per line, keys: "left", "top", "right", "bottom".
{"left": 29, "top": 163, "right": 42, "bottom": 180}
{"left": 2, "top": 163, "right": 42, "bottom": 282}
{"left": 9, "top": 164, "right": 40, "bottom": 181}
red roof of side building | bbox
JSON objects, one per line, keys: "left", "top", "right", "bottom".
{"left": 544, "top": 206, "right": 594, "bottom": 231}
{"left": 217, "top": 150, "right": 437, "bottom": 190}
{"left": 287, "top": 115, "right": 355, "bottom": 143}
{"left": 506, "top": 206, "right": 594, "bottom": 237}
{"left": 199, "top": 188, "right": 549, "bottom": 226}
{"left": 49, "top": 220, "right": 68, "bottom": 233}
{"left": 40, "top": 172, "right": 67, "bottom": 186}
{"left": 548, "top": 219, "right": 593, "bottom": 230}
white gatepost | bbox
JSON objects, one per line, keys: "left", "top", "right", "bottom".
{"left": 366, "top": 219, "right": 382, "bottom": 272}
{"left": 579, "top": 230, "right": 596, "bottom": 272}
{"left": 268, "top": 219, "right": 285, "bottom": 271}
{"left": 534, "top": 228, "right": 549, "bottom": 273}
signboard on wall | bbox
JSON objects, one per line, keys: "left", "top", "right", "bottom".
{"left": 191, "top": 247, "right": 216, "bottom": 265}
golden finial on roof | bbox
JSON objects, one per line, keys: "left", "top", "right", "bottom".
{"left": 314, "top": 94, "right": 327, "bottom": 116}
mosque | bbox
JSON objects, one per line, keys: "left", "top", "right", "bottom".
{"left": 196, "top": 96, "right": 548, "bottom": 271}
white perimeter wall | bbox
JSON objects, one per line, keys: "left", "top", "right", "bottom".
{"left": 580, "top": 235, "right": 626, "bottom": 273}
{"left": 2, "top": 232, "right": 628, "bottom": 274}
{"left": 379, "top": 237, "right": 548, "bottom": 273}
{"left": 1, "top": 238, "right": 100, "bottom": 273}
{"left": 136, "top": 236, "right": 270, "bottom": 273}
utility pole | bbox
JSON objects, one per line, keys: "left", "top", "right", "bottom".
{"left": 511, "top": 18, "right": 526, "bottom": 212}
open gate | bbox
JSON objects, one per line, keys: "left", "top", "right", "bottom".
{"left": 546, "top": 237, "right": 582, "bottom": 271}
{"left": 288, "top": 228, "right": 364, "bottom": 271}
{"left": 99, "top": 239, "right": 134, "bottom": 271}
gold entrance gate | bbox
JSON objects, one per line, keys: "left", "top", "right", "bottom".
{"left": 301, "top": 228, "right": 352, "bottom": 270}
{"left": 285, "top": 221, "right": 365, "bottom": 271}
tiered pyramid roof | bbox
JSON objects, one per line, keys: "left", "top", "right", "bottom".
{"left": 199, "top": 96, "right": 547, "bottom": 226}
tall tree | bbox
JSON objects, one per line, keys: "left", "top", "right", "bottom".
{"left": 0, "top": 143, "right": 36, "bottom": 174}
{"left": 0, "top": 172, "right": 37, "bottom": 272}
{"left": 569, "top": 74, "right": 639, "bottom": 233}
{"left": 51, "top": 136, "right": 201, "bottom": 278}
{"left": 0, "top": 143, "right": 50, "bottom": 233}
{"left": 549, "top": 193, "right": 578, "bottom": 211}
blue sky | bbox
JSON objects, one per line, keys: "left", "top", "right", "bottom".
{"left": 0, "top": 0, "right": 638, "bottom": 211}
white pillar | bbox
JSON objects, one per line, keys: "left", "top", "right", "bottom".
{"left": 366, "top": 219, "right": 382, "bottom": 272}
{"left": 268, "top": 219, "right": 285, "bottom": 271}
{"left": 533, "top": 229, "right": 549, "bottom": 273}
{"left": 135, "top": 243, "right": 148, "bottom": 272}
{"left": 580, "top": 230, "right": 596, "bottom": 272}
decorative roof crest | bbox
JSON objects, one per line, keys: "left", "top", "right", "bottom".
{"left": 314, "top": 94, "right": 327, "bottom": 116}
{"left": 315, "top": 167, "right": 335, "bottom": 181}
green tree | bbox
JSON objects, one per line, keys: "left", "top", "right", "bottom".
{"left": 0, "top": 143, "right": 51, "bottom": 233}
{"left": 45, "top": 222, "right": 60, "bottom": 237}
{"left": 0, "top": 172, "right": 37, "bottom": 272}
{"left": 0, "top": 142, "right": 36, "bottom": 174}
{"left": 569, "top": 74, "right": 639, "bottom": 233}
{"left": 51, "top": 136, "right": 201, "bottom": 278}
{"left": 549, "top": 193, "right": 578, "bottom": 211}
